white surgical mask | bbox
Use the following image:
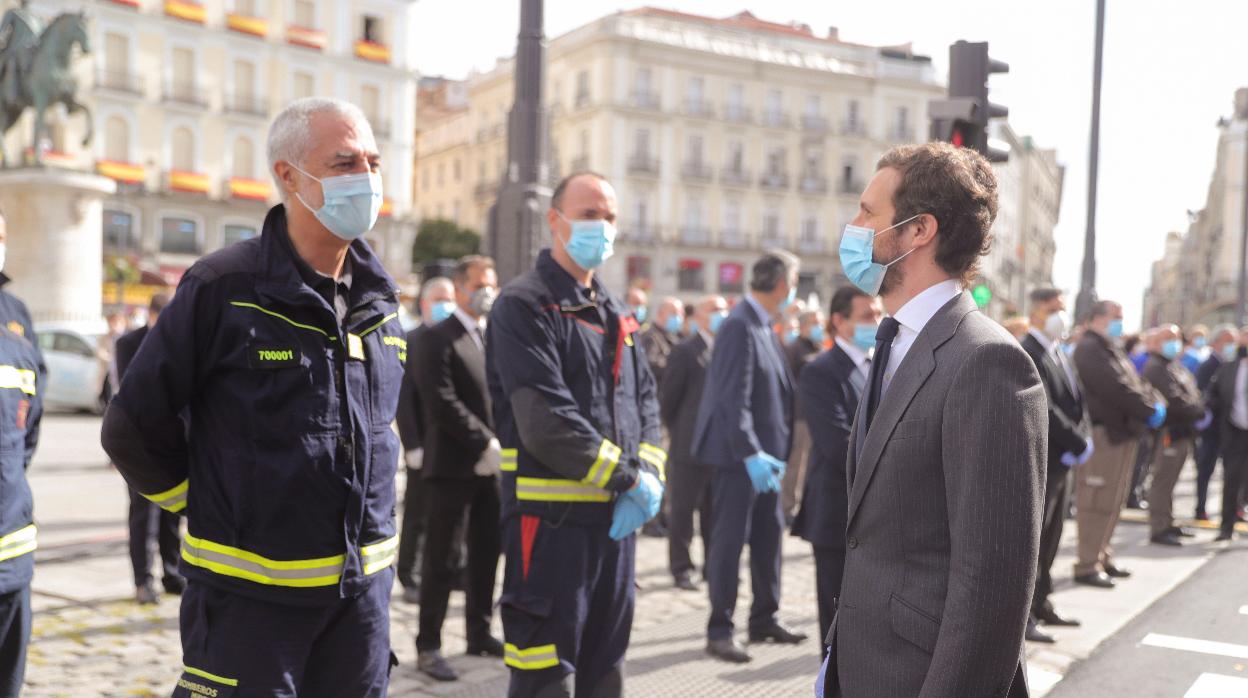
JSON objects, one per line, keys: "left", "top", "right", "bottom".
{"left": 1044, "top": 310, "right": 1071, "bottom": 341}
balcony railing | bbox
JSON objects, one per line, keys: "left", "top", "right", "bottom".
{"left": 758, "top": 172, "right": 790, "bottom": 190}
{"left": 802, "top": 115, "right": 829, "bottom": 133}
{"left": 163, "top": 81, "right": 208, "bottom": 109}
{"left": 799, "top": 177, "right": 829, "bottom": 195}
{"left": 724, "top": 104, "right": 752, "bottom": 124}
{"left": 685, "top": 100, "right": 714, "bottom": 118}
{"left": 679, "top": 227, "right": 711, "bottom": 246}
{"left": 627, "top": 154, "right": 660, "bottom": 176}
{"left": 354, "top": 40, "right": 391, "bottom": 64}
{"left": 165, "top": 170, "right": 210, "bottom": 195}
{"left": 225, "top": 92, "right": 267, "bottom": 117}
{"left": 681, "top": 161, "right": 713, "bottom": 183}
{"left": 286, "top": 25, "right": 327, "bottom": 51}
{"left": 761, "top": 110, "right": 792, "bottom": 129}
{"left": 799, "top": 238, "right": 826, "bottom": 254}
{"left": 96, "top": 70, "right": 143, "bottom": 96}
{"left": 759, "top": 233, "right": 788, "bottom": 250}
{"left": 623, "top": 225, "right": 659, "bottom": 245}
{"left": 720, "top": 167, "right": 752, "bottom": 188}
{"left": 629, "top": 91, "right": 661, "bottom": 110}
{"left": 720, "top": 230, "right": 749, "bottom": 249}
{"left": 841, "top": 120, "right": 869, "bottom": 137}
{"left": 574, "top": 92, "right": 592, "bottom": 109}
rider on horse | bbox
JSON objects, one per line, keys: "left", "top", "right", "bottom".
{"left": 0, "top": 0, "right": 43, "bottom": 105}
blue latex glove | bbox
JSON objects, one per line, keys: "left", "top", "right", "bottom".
{"left": 1147, "top": 401, "right": 1167, "bottom": 430}
{"left": 608, "top": 471, "right": 664, "bottom": 540}
{"left": 1060, "top": 451, "right": 1078, "bottom": 467}
{"left": 1077, "top": 436, "right": 1095, "bottom": 466}
{"left": 1195, "top": 410, "right": 1214, "bottom": 432}
{"left": 815, "top": 653, "right": 828, "bottom": 697}
{"left": 745, "top": 452, "right": 784, "bottom": 494}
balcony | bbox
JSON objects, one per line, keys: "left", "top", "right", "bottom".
{"left": 96, "top": 160, "right": 146, "bottom": 185}
{"left": 681, "top": 161, "right": 713, "bottom": 183}
{"left": 623, "top": 225, "right": 659, "bottom": 245}
{"left": 574, "top": 91, "right": 592, "bottom": 109}
{"left": 839, "top": 178, "right": 865, "bottom": 195}
{"left": 226, "top": 177, "right": 272, "bottom": 201}
{"left": 679, "top": 227, "right": 711, "bottom": 246}
{"left": 758, "top": 172, "right": 790, "bottom": 190}
{"left": 720, "top": 230, "right": 749, "bottom": 249}
{"left": 761, "top": 110, "right": 792, "bottom": 129}
{"left": 164, "top": 0, "right": 205, "bottom": 23}
{"left": 355, "top": 40, "right": 391, "bottom": 64}
{"left": 629, "top": 91, "right": 661, "bottom": 111}
{"left": 685, "top": 100, "right": 714, "bottom": 119}
{"left": 759, "top": 233, "right": 788, "bottom": 250}
{"left": 163, "top": 81, "right": 208, "bottom": 109}
{"left": 724, "top": 105, "right": 752, "bottom": 124}
{"left": 225, "top": 92, "right": 267, "bottom": 117}
{"left": 841, "top": 120, "right": 869, "bottom": 137}
{"left": 226, "top": 13, "right": 267, "bottom": 38}
{"left": 799, "top": 237, "right": 826, "bottom": 254}
{"left": 799, "top": 177, "right": 829, "bottom": 195}
{"left": 165, "top": 170, "right": 210, "bottom": 195}
{"left": 802, "top": 115, "right": 829, "bottom": 133}
{"left": 627, "top": 154, "right": 660, "bottom": 176}
{"left": 95, "top": 70, "right": 143, "bottom": 96}
{"left": 720, "top": 167, "right": 752, "bottom": 188}
{"left": 286, "top": 25, "right": 327, "bottom": 51}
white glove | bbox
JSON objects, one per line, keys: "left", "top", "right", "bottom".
{"left": 474, "top": 438, "right": 502, "bottom": 476}
{"left": 405, "top": 448, "right": 423, "bottom": 470}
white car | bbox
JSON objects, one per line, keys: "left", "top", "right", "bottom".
{"left": 35, "top": 324, "right": 110, "bottom": 414}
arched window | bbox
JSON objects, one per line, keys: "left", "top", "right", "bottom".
{"left": 105, "top": 116, "right": 129, "bottom": 161}
{"left": 232, "top": 136, "right": 255, "bottom": 179}
{"left": 171, "top": 127, "right": 194, "bottom": 171}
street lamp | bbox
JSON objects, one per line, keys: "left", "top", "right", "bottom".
{"left": 1075, "top": 0, "right": 1106, "bottom": 322}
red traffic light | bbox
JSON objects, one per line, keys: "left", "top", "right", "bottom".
{"left": 951, "top": 128, "right": 965, "bottom": 147}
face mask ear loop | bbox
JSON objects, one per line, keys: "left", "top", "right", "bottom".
{"left": 289, "top": 162, "right": 322, "bottom": 213}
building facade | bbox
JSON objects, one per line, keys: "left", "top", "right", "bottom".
{"left": 414, "top": 9, "right": 943, "bottom": 304}
{"left": 8, "top": 0, "right": 419, "bottom": 311}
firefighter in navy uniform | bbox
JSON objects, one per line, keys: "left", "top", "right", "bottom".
{"left": 486, "top": 172, "right": 666, "bottom": 698}
{"left": 0, "top": 211, "right": 47, "bottom": 394}
{"left": 100, "top": 99, "right": 404, "bottom": 697}
{"left": 0, "top": 325, "right": 41, "bottom": 698}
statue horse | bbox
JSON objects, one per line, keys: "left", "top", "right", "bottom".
{"left": 0, "top": 12, "right": 92, "bottom": 167}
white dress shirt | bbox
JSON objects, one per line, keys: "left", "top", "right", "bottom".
{"left": 1233, "top": 360, "right": 1248, "bottom": 430}
{"left": 1029, "top": 327, "right": 1081, "bottom": 398}
{"left": 834, "top": 335, "right": 872, "bottom": 384}
{"left": 883, "top": 279, "right": 962, "bottom": 393}
{"left": 453, "top": 306, "right": 485, "bottom": 351}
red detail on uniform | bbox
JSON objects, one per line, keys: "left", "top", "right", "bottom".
{"left": 612, "top": 316, "right": 637, "bottom": 385}
{"left": 15, "top": 399, "right": 28, "bottom": 431}
{"left": 520, "top": 515, "right": 540, "bottom": 581}
{"left": 563, "top": 314, "right": 605, "bottom": 334}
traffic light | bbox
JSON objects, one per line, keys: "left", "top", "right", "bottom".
{"left": 929, "top": 41, "right": 1009, "bottom": 162}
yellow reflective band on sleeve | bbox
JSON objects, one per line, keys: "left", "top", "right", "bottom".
{"left": 500, "top": 448, "right": 518, "bottom": 472}
{"left": 504, "top": 643, "right": 559, "bottom": 670}
{"left": 639, "top": 442, "right": 668, "bottom": 482}
{"left": 143, "top": 479, "right": 188, "bottom": 514}
{"left": 361, "top": 535, "right": 399, "bottom": 575}
{"left": 0, "top": 524, "right": 36, "bottom": 563}
{"left": 184, "top": 665, "right": 238, "bottom": 687}
{"left": 515, "top": 477, "right": 612, "bottom": 503}
{"left": 228, "top": 301, "right": 336, "bottom": 340}
{"left": 0, "top": 365, "right": 36, "bottom": 396}
{"left": 583, "top": 440, "right": 622, "bottom": 489}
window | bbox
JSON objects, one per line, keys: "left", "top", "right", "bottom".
{"left": 634, "top": 67, "right": 651, "bottom": 96}
{"left": 685, "top": 199, "right": 704, "bottom": 229}
{"left": 293, "top": 0, "right": 315, "bottom": 27}
{"left": 579, "top": 129, "right": 589, "bottom": 158}
{"left": 847, "top": 100, "right": 860, "bottom": 127}
{"left": 763, "top": 209, "right": 780, "bottom": 237}
{"left": 172, "top": 47, "right": 194, "bottom": 88}
{"left": 360, "top": 84, "right": 381, "bottom": 123}
{"left": 801, "top": 216, "right": 820, "bottom": 242}
{"left": 633, "top": 129, "right": 650, "bottom": 158}
{"left": 719, "top": 262, "right": 744, "bottom": 293}
{"left": 575, "top": 70, "right": 590, "bottom": 106}
{"left": 437, "top": 162, "right": 445, "bottom": 186}
{"left": 896, "top": 106, "right": 909, "bottom": 137}
{"left": 160, "top": 216, "right": 200, "bottom": 255}
{"left": 727, "top": 83, "right": 745, "bottom": 119}
{"left": 727, "top": 140, "right": 744, "bottom": 172}
{"left": 804, "top": 147, "right": 822, "bottom": 179}
{"left": 293, "top": 71, "right": 314, "bottom": 100}
{"left": 103, "top": 209, "right": 137, "bottom": 250}
{"left": 234, "top": 59, "right": 256, "bottom": 98}
{"left": 687, "top": 76, "right": 704, "bottom": 109}
{"left": 234, "top": 0, "right": 257, "bottom": 15}
{"left": 632, "top": 196, "right": 649, "bottom": 229}
{"left": 677, "top": 259, "right": 705, "bottom": 292}
{"left": 104, "top": 32, "right": 128, "bottom": 74}
{"left": 797, "top": 271, "right": 817, "bottom": 299}
{"left": 805, "top": 94, "right": 821, "bottom": 118}
{"left": 687, "top": 134, "right": 703, "bottom": 165}
{"left": 222, "top": 223, "right": 257, "bottom": 246}
{"left": 171, "top": 127, "right": 194, "bottom": 171}
{"left": 232, "top": 137, "right": 255, "bottom": 178}
{"left": 723, "top": 201, "right": 741, "bottom": 234}
{"left": 627, "top": 256, "right": 651, "bottom": 283}
{"left": 841, "top": 158, "right": 857, "bottom": 191}
{"left": 766, "top": 89, "right": 783, "bottom": 117}
{"left": 362, "top": 14, "right": 384, "bottom": 43}
{"left": 766, "top": 147, "right": 785, "bottom": 176}
{"left": 53, "top": 332, "right": 95, "bottom": 359}
{"left": 104, "top": 116, "right": 129, "bottom": 162}
{"left": 453, "top": 159, "right": 462, "bottom": 182}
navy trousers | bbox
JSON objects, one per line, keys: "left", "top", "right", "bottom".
{"left": 1195, "top": 428, "right": 1221, "bottom": 516}
{"left": 0, "top": 586, "right": 30, "bottom": 698}
{"left": 127, "top": 486, "right": 181, "bottom": 588}
{"left": 173, "top": 571, "right": 394, "bottom": 697}
{"left": 499, "top": 514, "right": 634, "bottom": 698}
{"left": 705, "top": 467, "right": 782, "bottom": 641}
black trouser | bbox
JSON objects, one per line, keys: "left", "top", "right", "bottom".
{"left": 706, "top": 468, "right": 782, "bottom": 641}
{"left": 127, "top": 486, "right": 181, "bottom": 588}
{"left": 1129, "top": 432, "right": 1157, "bottom": 505}
{"left": 667, "top": 458, "right": 714, "bottom": 581}
{"left": 1033, "top": 466, "right": 1072, "bottom": 615}
{"left": 416, "top": 475, "right": 501, "bottom": 652}
{"left": 812, "top": 545, "right": 844, "bottom": 646}
{"left": 1221, "top": 426, "right": 1248, "bottom": 536}
{"left": 396, "top": 467, "right": 428, "bottom": 589}
{"left": 0, "top": 586, "right": 30, "bottom": 698}
{"left": 1196, "top": 426, "right": 1222, "bottom": 515}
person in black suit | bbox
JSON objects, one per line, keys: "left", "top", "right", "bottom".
{"left": 693, "top": 250, "right": 807, "bottom": 664}
{"left": 113, "top": 292, "right": 184, "bottom": 605}
{"left": 792, "top": 286, "right": 880, "bottom": 646}
{"left": 412, "top": 256, "right": 505, "bottom": 682}
{"left": 1194, "top": 324, "right": 1237, "bottom": 520}
{"left": 1020, "top": 288, "right": 1091, "bottom": 644}
{"left": 394, "top": 276, "right": 457, "bottom": 604}
{"left": 661, "top": 294, "right": 728, "bottom": 591}
{"left": 1204, "top": 327, "right": 1248, "bottom": 542}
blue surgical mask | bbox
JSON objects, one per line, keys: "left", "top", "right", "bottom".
{"left": 838, "top": 214, "right": 923, "bottom": 296}
{"left": 708, "top": 311, "right": 727, "bottom": 335}
{"left": 852, "top": 323, "right": 878, "bottom": 351}
{"left": 1224, "top": 344, "right": 1239, "bottom": 362}
{"left": 1107, "top": 319, "right": 1124, "bottom": 339}
{"left": 1161, "top": 339, "right": 1183, "bottom": 360}
{"left": 1194, "top": 337, "right": 1208, "bottom": 350}
{"left": 777, "top": 287, "right": 797, "bottom": 314}
{"left": 633, "top": 305, "right": 648, "bottom": 324}
{"left": 808, "top": 326, "right": 825, "bottom": 344}
{"left": 292, "top": 164, "right": 383, "bottom": 241}
{"left": 785, "top": 329, "right": 799, "bottom": 344}
{"left": 664, "top": 315, "right": 683, "bottom": 335}
{"left": 429, "top": 301, "right": 456, "bottom": 324}
{"left": 1062, "top": 343, "right": 1076, "bottom": 357}
{"left": 556, "top": 212, "right": 616, "bottom": 270}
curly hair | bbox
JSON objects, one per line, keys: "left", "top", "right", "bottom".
{"left": 876, "top": 142, "right": 998, "bottom": 287}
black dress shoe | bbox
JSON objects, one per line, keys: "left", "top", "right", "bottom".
{"left": 135, "top": 584, "right": 160, "bottom": 605}
{"left": 1150, "top": 531, "right": 1183, "bottom": 546}
{"left": 1073, "top": 572, "right": 1115, "bottom": 589}
{"left": 1025, "top": 618, "right": 1056, "bottom": 644}
{"left": 1195, "top": 510, "right": 1210, "bottom": 521}
{"left": 466, "top": 635, "right": 505, "bottom": 658}
{"left": 641, "top": 521, "right": 668, "bottom": 538}
{"left": 417, "top": 651, "right": 458, "bottom": 682}
{"left": 1035, "top": 608, "right": 1081, "bottom": 627}
{"left": 748, "top": 623, "right": 808, "bottom": 644}
{"left": 1168, "top": 526, "right": 1195, "bottom": 538}
{"left": 1103, "top": 563, "right": 1132, "bottom": 579}
{"left": 1215, "top": 531, "right": 1235, "bottom": 542}
{"left": 706, "top": 638, "right": 751, "bottom": 663}
{"left": 673, "top": 574, "right": 698, "bottom": 591}
{"left": 163, "top": 575, "right": 187, "bottom": 596}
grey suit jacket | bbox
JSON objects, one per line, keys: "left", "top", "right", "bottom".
{"left": 830, "top": 292, "right": 1047, "bottom": 698}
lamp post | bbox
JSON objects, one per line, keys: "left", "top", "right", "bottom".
{"left": 1075, "top": 0, "right": 1106, "bottom": 322}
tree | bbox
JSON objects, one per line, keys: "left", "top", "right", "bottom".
{"left": 411, "top": 218, "right": 481, "bottom": 271}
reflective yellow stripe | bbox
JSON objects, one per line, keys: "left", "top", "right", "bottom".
{"left": 143, "top": 479, "right": 188, "bottom": 514}
{"left": 501, "top": 448, "right": 518, "bottom": 472}
{"left": 0, "top": 365, "right": 36, "bottom": 395}
{"left": 639, "top": 442, "right": 668, "bottom": 482}
{"left": 584, "top": 440, "right": 622, "bottom": 489}
{"left": 357, "top": 313, "right": 399, "bottom": 338}
{"left": 515, "top": 477, "right": 612, "bottom": 503}
{"left": 229, "top": 301, "right": 336, "bottom": 340}
{"left": 0, "top": 524, "right": 36, "bottom": 563}
{"left": 504, "top": 643, "right": 559, "bottom": 670}
{"left": 184, "top": 665, "right": 238, "bottom": 687}
{"left": 181, "top": 533, "right": 397, "bottom": 587}
{"left": 361, "top": 535, "right": 399, "bottom": 575}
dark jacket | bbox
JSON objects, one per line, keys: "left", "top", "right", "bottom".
{"left": 692, "top": 298, "right": 795, "bottom": 468}
{"left": 101, "top": 205, "right": 405, "bottom": 605}
{"left": 0, "top": 326, "right": 42, "bottom": 595}
{"left": 785, "top": 336, "right": 821, "bottom": 422}
{"left": 394, "top": 324, "right": 428, "bottom": 460}
{"left": 791, "top": 344, "right": 859, "bottom": 549}
{"left": 486, "top": 249, "right": 663, "bottom": 526}
{"left": 114, "top": 325, "right": 149, "bottom": 382}
{"left": 413, "top": 312, "right": 493, "bottom": 479}
{"left": 1196, "top": 352, "right": 1223, "bottom": 392}
{"left": 0, "top": 275, "right": 46, "bottom": 396}
{"left": 1207, "top": 359, "right": 1244, "bottom": 433}
{"left": 1072, "top": 330, "right": 1159, "bottom": 444}
{"left": 1022, "top": 332, "right": 1091, "bottom": 469}
{"left": 639, "top": 324, "right": 677, "bottom": 388}
{"left": 659, "top": 332, "right": 712, "bottom": 468}
{"left": 1143, "top": 353, "right": 1205, "bottom": 440}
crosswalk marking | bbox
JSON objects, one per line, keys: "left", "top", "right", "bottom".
{"left": 1027, "top": 667, "right": 1063, "bottom": 696}
{"left": 1184, "top": 673, "right": 1248, "bottom": 698}
{"left": 1142, "top": 633, "right": 1248, "bottom": 660}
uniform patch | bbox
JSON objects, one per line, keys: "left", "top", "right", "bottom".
{"left": 247, "top": 345, "right": 300, "bottom": 369}
{"left": 16, "top": 399, "right": 28, "bottom": 430}
{"left": 347, "top": 333, "right": 366, "bottom": 361}
{"left": 6, "top": 321, "right": 23, "bottom": 337}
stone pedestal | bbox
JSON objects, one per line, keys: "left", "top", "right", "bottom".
{"left": 0, "top": 167, "right": 115, "bottom": 333}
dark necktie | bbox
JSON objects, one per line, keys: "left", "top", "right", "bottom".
{"left": 865, "top": 317, "right": 901, "bottom": 430}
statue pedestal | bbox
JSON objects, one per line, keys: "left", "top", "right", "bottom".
{"left": 0, "top": 167, "right": 115, "bottom": 333}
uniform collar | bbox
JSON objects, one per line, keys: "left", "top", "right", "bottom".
{"left": 260, "top": 205, "right": 396, "bottom": 310}
{"left": 535, "top": 248, "right": 620, "bottom": 314}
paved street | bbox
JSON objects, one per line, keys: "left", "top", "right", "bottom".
{"left": 18, "top": 414, "right": 1248, "bottom": 696}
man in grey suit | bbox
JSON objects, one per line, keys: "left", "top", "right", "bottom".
{"left": 821, "top": 142, "right": 1046, "bottom": 697}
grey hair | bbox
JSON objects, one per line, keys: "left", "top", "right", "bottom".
{"left": 267, "top": 97, "right": 375, "bottom": 199}
{"left": 1212, "top": 323, "right": 1237, "bottom": 341}
{"left": 421, "top": 276, "right": 454, "bottom": 298}
{"left": 750, "top": 249, "right": 800, "bottom": 293}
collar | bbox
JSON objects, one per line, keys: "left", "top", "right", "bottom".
{"left": 1028, "top": 328, "right": 1054, "bottom": 352}
{"left": 0, "top": 272, "right": 8, "bottom": 289}
{"left": 744, "top": 294, "right": 771, "bottom": 325}
{"left": 453, "top": 305, "right": 482, "bottom": 335}
{"left": 697, "top": 327, "right": 714, "bottom": 350}
{"left": 892, "top": 279, "right": 962, "bottom": 337}
{"left": 536, "top": 248, "right": 617, "bottom": 313}
{"left": 835, "top": 335, "right": 870, "bottom": 371}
